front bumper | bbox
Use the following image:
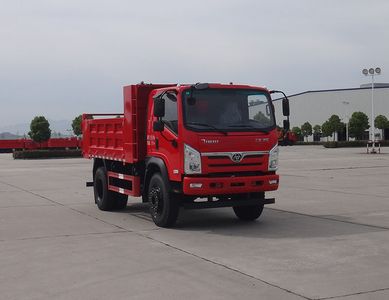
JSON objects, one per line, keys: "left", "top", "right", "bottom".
{"left": 183, "top": 174, "right": 279, "bottom": 196}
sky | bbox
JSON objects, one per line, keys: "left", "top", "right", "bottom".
{"left": 1, "top": 0, "right": 389, "bottom": 128}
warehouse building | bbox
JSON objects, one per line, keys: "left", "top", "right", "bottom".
{"left": 273, "top": 84, "right": 389, "bottom": 141}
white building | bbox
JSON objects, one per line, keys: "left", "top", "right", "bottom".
{"left": 273, "top": 85, "right": 389, "bottom": 141}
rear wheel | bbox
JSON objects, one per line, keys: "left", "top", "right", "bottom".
{"left": 148, "top": 173, "right": 179, "bottom": 227}
{"left": 114, "top": 193, "right": 128, "bottom": 210}
{"left": 94, "top": 167, "right": 128, "bottom": 211}
{"left": 94, "top": 167, "right": 114, "bottom": 211}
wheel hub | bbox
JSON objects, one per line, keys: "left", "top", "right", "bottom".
{"left": 149, "top": 186, "right": 162, "bottom": 218}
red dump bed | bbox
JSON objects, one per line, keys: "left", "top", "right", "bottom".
{"left": 82, "top": 84, "right": 175, "bottom": 163}
{"left": 82, "top": 115, "right": 125, "bottom": 161}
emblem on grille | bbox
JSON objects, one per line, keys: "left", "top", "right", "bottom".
{"left": 231, "top": 153, "right": 243, "bottom": 163}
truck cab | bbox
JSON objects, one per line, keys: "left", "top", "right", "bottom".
{"left": 82, "top": 83, "right": 290, "bottom": 227}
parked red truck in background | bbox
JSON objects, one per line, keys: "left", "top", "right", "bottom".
{"left": 0, "top": 137, "right": 81, "bottom": 152}
{"left": 82, "top": 83, "right": 290, "bottom": 227}
{"left": 277, "top": 129, "right": 297, "bottom": 145}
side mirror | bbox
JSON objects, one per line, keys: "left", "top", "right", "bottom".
{"left": 283, "top": 119, "right": 290, "bottom": 131}
{"left": 153, "top": 98, "right": 165, "bottom": 117}
{"left": 153, "top": 120, "right": 164, "bottom": 132}
{"left": 282, "top": 98, "right": 290, "bottom": 117}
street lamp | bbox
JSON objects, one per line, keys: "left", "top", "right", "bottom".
{"left": 362, "top": 67, "right": 382, "bottom": 153}
{"left": 342, "top": 101, "right": 350, "bottom": 141}
{"left": 66, "top": 129, "right": 73, "bottom": 137}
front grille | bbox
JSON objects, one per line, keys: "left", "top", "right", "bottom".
{"left": 206, "top": 171, "right": 266, "bottom": 178}
{"left": 207, "top": 154, "right": 264, "bottom": 160}
{"left": 203, "top": 153, "right": 267, "bottom": 175}
{"left": 208, "top": 163, "right": 262, "bottom": 168}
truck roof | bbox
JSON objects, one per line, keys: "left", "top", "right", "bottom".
{"left": 136, "top": 83, "right": 269, "bottom": 93}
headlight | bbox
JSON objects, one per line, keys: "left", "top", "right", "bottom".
{"left": 268, "top": 144, "right": 279, "bottom": 171}
{"left": 184, "top": 144, "right": 202, "bottom": 174}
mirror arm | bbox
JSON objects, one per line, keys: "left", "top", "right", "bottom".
{"left": 154, "top": 91, "right": 166, "bottom": 99}
{"left": 154, "top": 89, "right": 177, "bottom": 100}
{"left": 270, "top": 90, "right": 288, "bottom": 100}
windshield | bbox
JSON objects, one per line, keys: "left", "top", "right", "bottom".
{"left": 183, "top": 88, "right": 275, "bottom": 132}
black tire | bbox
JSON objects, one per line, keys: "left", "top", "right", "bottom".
{"left": 232, "top": 192, "right": 264, "bottom": 221}
{"left": 94, "top": 167, "right": 115, "bottom": 211}
{"left": 94, "top": 167, "right": 127, "bottom": 211}
{"left": 148, "top": 173, "right": 179, "bottom": 227}
{"left": 113, "top": 193, "right": 128, "bottom": 210}
{"left": 233, "top": 205, "right": 264, "bottom": 221}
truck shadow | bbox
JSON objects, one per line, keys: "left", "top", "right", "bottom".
{"left": 120, "top": 203, "right": 385, "bottom": 239}
{"left": 172, "top": 207, "right": 385, "bottom": 239}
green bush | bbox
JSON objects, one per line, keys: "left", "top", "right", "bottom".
{"left": 291, "top": 140, "right": 389, "bottom": 148}
{"left": 0, "top": 149, "right": 13, "bottom": 153}
{"left": 323, "top": 140, "right": 389, "bottom": 148}
{"left": 323, "top": 141, "right": 340, "bottom": 148}
{"left": 13, "top": 149, "right": 82, "bottom": 159}
{"left": 295, "top": 141, "right": 325, "bottom": 146}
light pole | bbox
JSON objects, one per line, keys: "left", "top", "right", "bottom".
{"left": 342, "top": 101, "right": 349, "bottom": 141}
{"left": 66, "top": 129, "right": 73, "bottom": 137}
{"left": 362, "top": 67, "right": 381, "bottom": 152}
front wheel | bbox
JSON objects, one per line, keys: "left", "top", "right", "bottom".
{"left": 148, "top": 173, "right": 179, "bottom": 227}
{"left": 232, "top": 193, "right": 265, "bottom": 221}
{"left": 233, "top": 205, "right": 264, "bottom": 221}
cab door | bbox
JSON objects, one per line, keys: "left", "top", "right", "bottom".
{"left": 148, "top": 92, "right": 181, "bottom": 181}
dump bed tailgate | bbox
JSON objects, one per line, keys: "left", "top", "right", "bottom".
{"left": 82, "top": 114, "right": 126, "bottom": 162}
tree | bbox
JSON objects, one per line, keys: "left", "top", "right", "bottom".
{"left": 349, "top": 112, "right": 369, "bottom": 140}
{"left": 291, "top": 126, "right": 302, "bottom": 141}
{"left": 28, "top": 116, "right": 51, "bottom": 145}
{"left": 321, "top": 121, "right": 332, "bottom": 141}
{"left": 313, "top": 124, "right": 321, "bottom": 134}
{"left": 328, "top": 114, "right": 343, "bottom": 141}
{"left": 301, "top": 122, "right": 312, "bottom": 142}
{"left": 253, "top": 111, "right": 271, "bottom": 126}
{"left": 375, "top": 115, "right": 389, "bottom": 140}
{"left": 313, "top": 124, "right": 322, "bottom": 141}
{"left": 72, "top": 115, "right": 82, "bottom": 136}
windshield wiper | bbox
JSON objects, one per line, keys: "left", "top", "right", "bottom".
{"left": 228, "top": 124, "right": 254, "bottom": 128}
{"left": 228, "top": 124, "right": 269, "bottom": 132}
{"left": 186, "top": 122, "right": 228, "bottom": 135}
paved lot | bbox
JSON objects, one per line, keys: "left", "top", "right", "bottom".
{"left": 1, "top": 146, "right": 389, "bottom": 300}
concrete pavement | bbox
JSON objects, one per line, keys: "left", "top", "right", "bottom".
{"left": 1, "top": 146, "right": 389, "bottom": 299}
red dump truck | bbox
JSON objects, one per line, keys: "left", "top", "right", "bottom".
{"left": 82, "top": 83, "right": 290, "bottom": 227}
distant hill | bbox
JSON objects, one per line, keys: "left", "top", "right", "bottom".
{"left": 0, "top": 119, "right": 72, "bottom": 136}
{"left": 0, "top": 132, "right": 23, "bottom": 140}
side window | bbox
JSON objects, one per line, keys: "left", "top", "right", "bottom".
{"left": 248, "top": 95, "right": 273, "bottom": 127}
{"left": 162, "top": 93, "right": 178, "bottom": 135}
